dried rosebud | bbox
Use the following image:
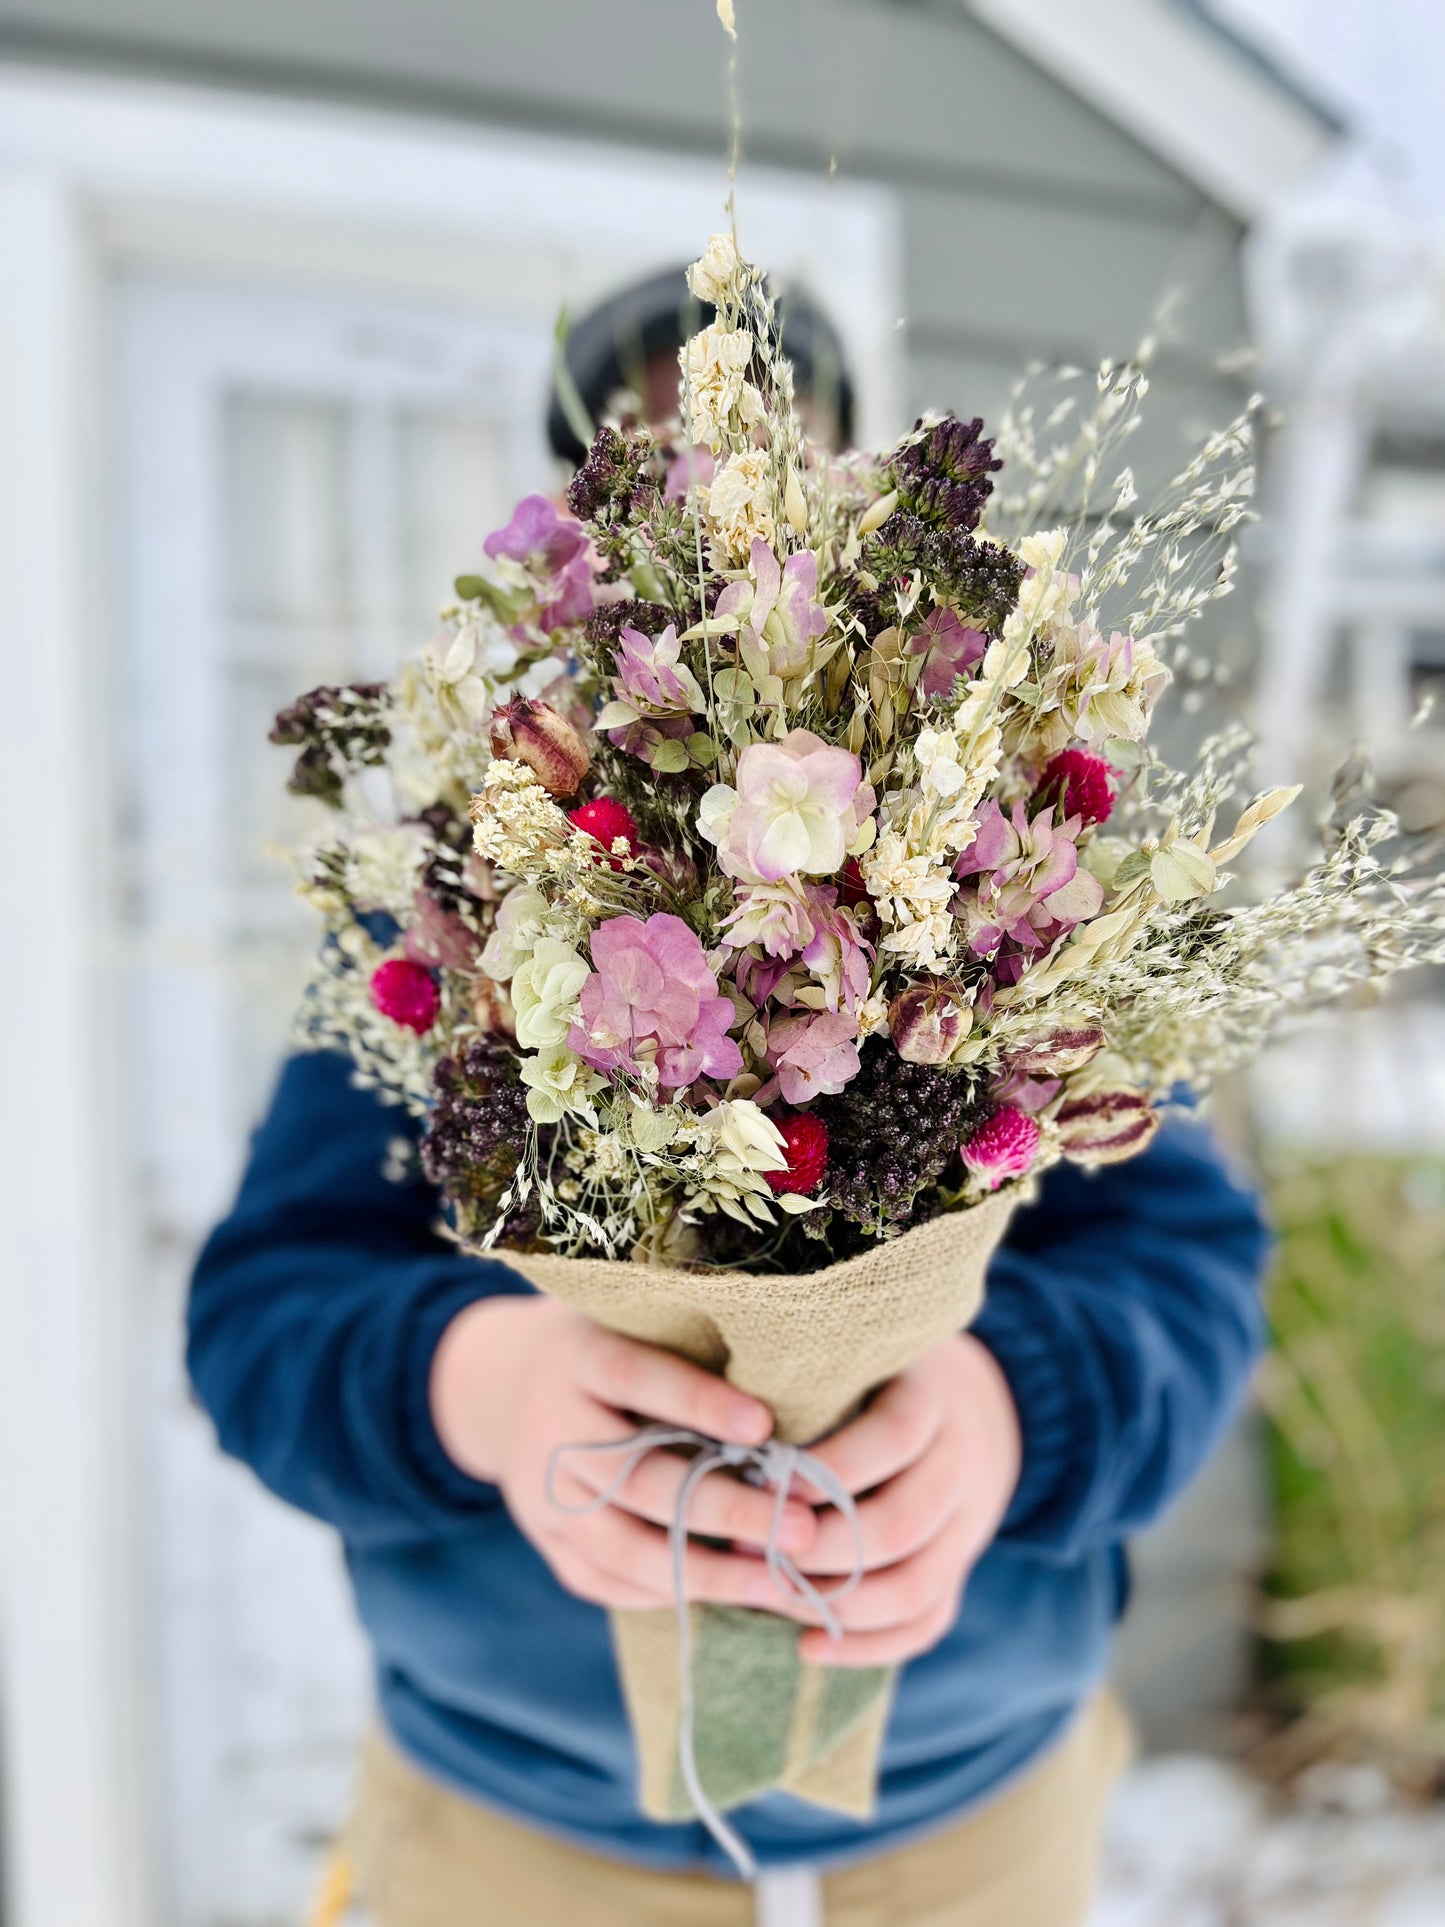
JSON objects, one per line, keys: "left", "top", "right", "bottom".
{"left": 1056, "top": 1087, "right": 1160, "bottom": 1165}
{"left": 1005, "top": 1024, "right": 1106, "bottom": 1078}
{"left": 488, "top": 697, "right": 589, "bottom": 799}
{"left": 889, "top": 979, "right": 974, "bottom": 1065}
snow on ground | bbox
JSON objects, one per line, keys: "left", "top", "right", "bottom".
{"left": 1094, "top": 1757, "right": 1445, "bottom": 1927}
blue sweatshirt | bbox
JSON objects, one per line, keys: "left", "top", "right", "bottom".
{"left": 188, "top": 1050, "right": 1267, "bottom": 1875}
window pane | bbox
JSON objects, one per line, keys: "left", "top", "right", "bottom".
{"left": 396, "top": 409, "right": 511, "bottom": 629}
{"left": 225, "top": 393, "right": 353, "bottom": 624}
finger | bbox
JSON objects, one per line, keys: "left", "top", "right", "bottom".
{"left": 769, "top": 1507, "right": 974, "bottom": 1635}
{"left": 824, "top": 1508, "right": 975, "bottom": 1633}
{"left": 798, "top": 1423, "right": 968, "bottom": 1575}
{"left": 560, "top": 1502, "right": 797, "bottom": 1612}
{"left": 800, "top": 1370, "right": 944, "bottom": 1499}
{"left": 799, "top": 1593, "right": 960, "bottom": 1669}
{"left": 570, "top": 1447, "right": 818, "bottom": 1557}
{"left": 543, "top": 1541, "right": 674, "bottom": 1612}
{"left": 574, "top": 1328, "right": 772, "bottom": 1444}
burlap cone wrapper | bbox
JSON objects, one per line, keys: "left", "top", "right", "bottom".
{"left": 493, "top": 1187, "right": 1015, "bottom": 1824}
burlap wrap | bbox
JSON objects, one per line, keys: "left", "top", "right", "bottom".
{"left": 493, "top": 1189, "right": 1015, "bottom": 1823}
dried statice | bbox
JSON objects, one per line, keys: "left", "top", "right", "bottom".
{"left": 270, "top": 682, "right": 391, "bottom": 807}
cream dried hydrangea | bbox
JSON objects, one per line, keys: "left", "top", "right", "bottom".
{"left": 702, "top": 447, "right": 778, "bottom": 565}
{"left": 510, "top": 936, "right": 590, "bottom": 1050}
{"left": 519, "top": 1040, "right": 603, "bottom": 1124}
{"left": 1029, "top": 622, "right": 1170, "bottom": 758}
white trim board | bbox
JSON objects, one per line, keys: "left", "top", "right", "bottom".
{"left": 0, "top": 61, "right": 903, "bottom": 442}
{"left": 969, "top": 0, "right": 1335, "bottom": 222}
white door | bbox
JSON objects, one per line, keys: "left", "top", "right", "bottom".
{"left": 114, "top": 272, "right": 553, "bottom": 1927}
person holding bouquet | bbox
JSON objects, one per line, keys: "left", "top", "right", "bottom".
{"left": 189, "top": 259, "right": 1270, "bottom": 1926}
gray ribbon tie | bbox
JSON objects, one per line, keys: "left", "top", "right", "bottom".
{"left": 546, "top": 1423, "right": 864, "bottom": 1880}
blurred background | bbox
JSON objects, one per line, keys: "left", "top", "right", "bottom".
{"left": 1, "top": 3, "right": 1443, "bottom": 1924}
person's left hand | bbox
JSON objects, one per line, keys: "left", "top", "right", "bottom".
{"left": 779, "top": 1334, "right": 1023, "bottom": 1668}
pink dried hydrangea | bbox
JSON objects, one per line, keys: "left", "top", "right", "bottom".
{"left": 960, "top": 1106, "right": 1040, "bottom": 1188}
{"left": 612, "top": 624, "right": 706, "bottom": 717}
{"left": 799, "top": 897, "right": 872, "bottom": 1016}
{"left": 722, "top": 876, "right": 823, "bottom": 960}
{"left": 907, "top": 606, "right": 987, "bottom": 702}
{"left": 716, "top": 538, "right": 829, "bottom": 681}
{"left": 765, "top": 1010, "right": 862, "bottom": 1105}
{"left": 484, "top": 494, "right": 593, "bottom": 632}
{"left": 956, "top": 800, "right": 1104, "bottom": 957}
{"left": 570, "top": 913, "right": 742, "bottom": 1089}
{"left": 699, "top": 729, "right": 874, "bottom": 884}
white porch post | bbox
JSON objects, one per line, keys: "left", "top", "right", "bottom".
{"left": 0, "top": 170, "right": 153, "bottom": 1927}
{"left": 1252, "top": 380, "right": 1369, "bottom": 789}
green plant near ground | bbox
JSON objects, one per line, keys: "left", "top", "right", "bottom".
{"left": 1257, "top": 1150, "right": 1445, "bottom": 1786}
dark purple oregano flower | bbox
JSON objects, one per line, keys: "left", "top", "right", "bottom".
{"left": 889, "top": 414, "right": 1002, "bottom": 533}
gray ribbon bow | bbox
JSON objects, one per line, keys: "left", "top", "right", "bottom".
{"left": 546, "top": 1423, "right": 865, "bottom": 1879}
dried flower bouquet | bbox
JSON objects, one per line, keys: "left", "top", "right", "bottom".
{"left": 273, "top": 231, "right": 1445, "bottom": 1842}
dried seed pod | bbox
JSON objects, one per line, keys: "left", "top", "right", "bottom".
{"left": 1055, "top": 1087, "right": 1160, "bottom": 1164}
{"left": 889, "top": 979, "right": 974, "bottom": 1065}
{"left": 1005, "top": 1024, "right": 1106, "bottom": 1077}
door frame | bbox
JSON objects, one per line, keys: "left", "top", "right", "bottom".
{"left": 0, "top": 62, "right": 900, "bottom": 1927}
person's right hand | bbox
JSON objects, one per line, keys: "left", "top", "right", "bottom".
{"left": 429, "top": 1295, "right": 818, "bottom": 1611}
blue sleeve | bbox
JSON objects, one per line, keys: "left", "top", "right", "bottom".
{"left": 971, "top": 1119, "right": 1269, "bottom": 1561}
{"left": 186, "top": 1051, "right": 532, "bottom": 1547}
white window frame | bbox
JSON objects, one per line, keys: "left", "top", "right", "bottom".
{"left": 0, "top": 63, "right": 900, "bottom": 1927}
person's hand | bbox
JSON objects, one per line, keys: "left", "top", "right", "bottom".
{"left": 784, "top": 1334, "right": 1022, "bottom": 1668}
{"left": 430, "top": 1296, "right": 818, "bottom": 1611}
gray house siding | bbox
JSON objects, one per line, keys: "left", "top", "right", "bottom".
{"left": 0, "top": 0, "right": 1251, "bottom": 494}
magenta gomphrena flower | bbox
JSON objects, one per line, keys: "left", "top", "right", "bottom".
{"left": 698, "top": 729, "right": 875, "bottom": 884}
{"left": 1031, "top": 749, "right": 1117, "bottom": 828}
{"left": 567, "top": 796, "right": 638, "bottom": 869}
{"left": 370, "top": 958, "right": 440, "bottom": 1034}
{"left": 484, "top": 495, "right": 593, "bottom": 631}
{"left": 765, "top": 1112, "right": 830, "bottom": 1196}
{"left": 960, "top": 1106, "right": 1040, "bottom": 1189}
{"left": 570, "top": 913, "right": 742, "bottom": 1089}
